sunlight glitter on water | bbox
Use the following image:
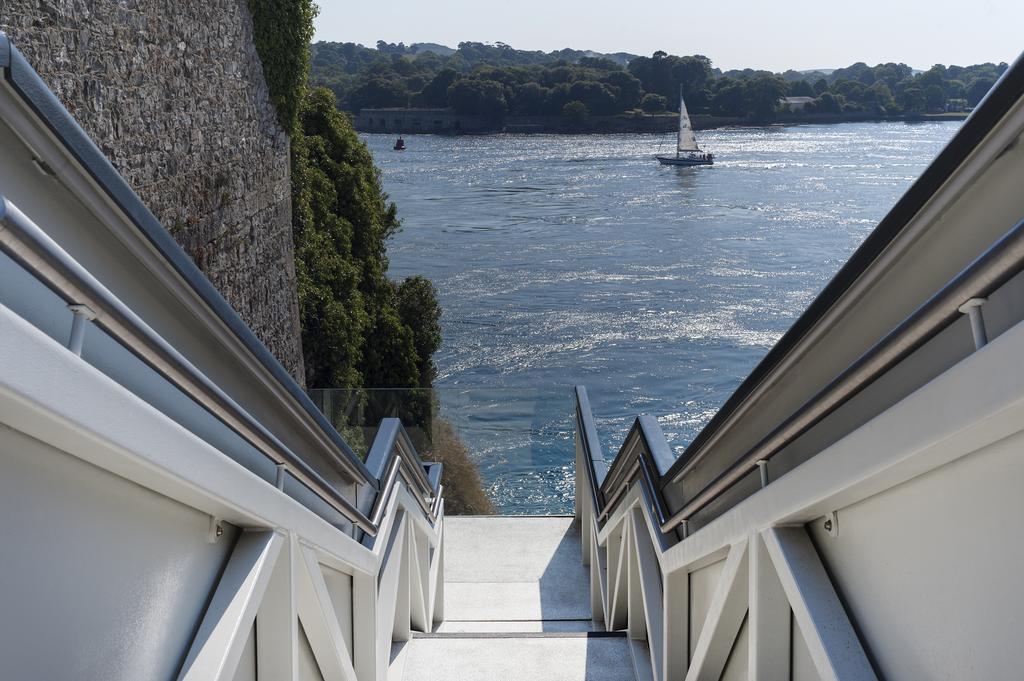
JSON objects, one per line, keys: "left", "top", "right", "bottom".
{"left": 367, "top": 121, "right": 960, "bottom": 514}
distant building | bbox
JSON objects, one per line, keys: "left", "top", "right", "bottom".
{"left": 946, "top": 98, "right": 969, "bottom": 113}
{"left": 780, "top": 96, "right": 816, "bottom": 111}
{"left": 355, "top": 108, "right": 493, "bottom": 134}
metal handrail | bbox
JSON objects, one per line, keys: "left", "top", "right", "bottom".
{"left": 585, "top": 218, "right": 1024, "bottom": 536}
{"left": 369, "top": 456, "right": 404, "bottom": 528}
{"left": 0, "top": 197, "right": 384, "bottom": 534}
{"left": 575, "top": 387, "right": 673, "bottom": 532}
{"left": 595, "top": 416, "right": 673, "bottom": 525}
{"left": 365, "top": 419, "right": 438, "bottom": 502}
{"left": 580, "top": 218, "right": 1024, "bottom": 536}
{"left": 574, "top": 386, "right": 608, "bottom": 515}
{"left": 363, "top": 418, "right": 441, "bottom": 532}
{"left": 660, "top": 218, "right": 1024, "bottom": 532}
{"left": 600, "top": 415, "right": 674, "bottom": 498}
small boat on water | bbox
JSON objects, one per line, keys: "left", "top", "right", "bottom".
{"left": 394, "top": 136, "right": 406, "bottom": 151}
{"left": 657, "top": 90, "right": 713, "bottom": 166}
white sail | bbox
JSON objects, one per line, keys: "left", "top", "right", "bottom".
{"left": 677, "top": 93, "right": 699, "bottom": 152}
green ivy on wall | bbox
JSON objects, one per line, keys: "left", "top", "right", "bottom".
{"left": 245, "top": 1, "right": 442, "bottom": 398}
{"left": 247, "top": 0, "right": 317, "bottom": 134}
{"left": 244, "top": 3, "right": 487, "bottom": 512}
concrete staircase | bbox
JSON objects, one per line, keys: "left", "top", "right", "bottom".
{"left": 390, "top": 516, "right": 640, "bottom": 681}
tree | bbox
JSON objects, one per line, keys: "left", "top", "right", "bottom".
{"left": 673, "top": 55, "right": 714, "bottom": 101}
{"left": 376, "top": 41, "right": 409, "bottom": 56}
{"left": 543, "top": 83, "right": 573, "bottom": 115}
{"left": 925, "top": 84, "right": 946, "bottom": 112}
{"left": 641, "top": 93, "right": 668, "bottom": 113}
{"left": 788, "top": 80, "right": 814, "bottom": 97}
{"left": 308, "top": 40, "right": 1009, "bottom": 128}
{"left": 413, "top": 68, "right": 459, "bottom": 107}
{"left": 293, "top": 88, "right": 397, "bottom": 388}
{"left": 395, "top": 276, "right": 442, "bottom": 388}
{"left": 710, "top": 79, "right": 745, "bottom": 116}
{"left": 918, "top": 65, "right": 946, "bottom": 91}
{"left": 864, "top": 82, "right": 895, "bottom": 112}
{"left": 347, "top": 76, "right": 409, "bottom": 111}
{"left": 512, "top": 82, "right": 549, "bottom": 115}
{"left": 562, "top": 100, "right": 589, "bottom": 127}
{"left": 813, "top": 92, "right": 844, "bottom": 114}
{"left": 744, "top": 75, "right": 787, "bottom": 120}
{"left": 628, "top": 52, "right": 676, "bottom": 102}
{"left": 966, "top": 77, "right": 996, "bottom": 106}
{"left": 567, "top": 80, "right": 618, "bottom": 115}
{"left": 602, "top": 71, "right": 643, "bottom": 110}
{"left": 447, "top": 79, "right": 508, "bottom": 120}
{"left": 292, "top": 87, "right": 442, "bottom": 399}
{"left": 897, "top": 86, "right": 926, "bottom": 113}
{"left": 944, "top": 79, "right": 965, "bottom": 100}
{"left": 833, "top": 80, "right": 866, "bottom": 105}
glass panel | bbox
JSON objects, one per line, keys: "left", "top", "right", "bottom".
{"left": 309, "top": 388, "right": 576, "bottom": 515}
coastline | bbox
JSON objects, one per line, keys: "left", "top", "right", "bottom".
{"left": 354, "top": 110, "right": 968, "bottom": 136}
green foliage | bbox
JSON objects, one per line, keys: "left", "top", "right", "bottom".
{"left": 247, "top": 0, "right": 318, "bottom": 134}
{"left": 925, "top": 84, "right": 946, "bottom": 111}
{"left": 308, "top": 38, "right": 1009, "bottom": 121}
{"left": 966, "top": 76, "right": 996, "bottom": 106}
{"left": 603, "top": 70, "right": 643, "bottom": 110}
{"left": 745, "top": 74, "right": 788, "bottom": 120}
{"left": 814, "top": 92, "right": 844, "bottom": 114}
{"left": 248, "top": 9, "right": 487, "bottom": 511}
{"left": 396, "top": 276, "right": 443, "bottom": 388}
{"left": 447, "top": 79, "right": 508, "bottom": 119}
{"left": 348, "top": 77, "right": 410, "bottom": 111}
{"left": 413, "top": 68, "right": 460, "bottom": 107}
{"left": 628, "top": 53, "right": 714, "bottom": 110}
{"left": 788, "top": 79, "right": 814, "bottom": 97}
{"left": 562, "top": 100, "right": 589, "bottom": 127}
{"left": 292, "top": 86, "right": 441, "bottom": 402}
{"left": 512, "top": 82, "right": 549, "bottom": 115}
{"left": 567, "top": 81, "right": 618, "bottom": 115}
{"left": 641, "top": 93, "right": 668, "bottom": 113}
{"left": 710, "top": 80, "right": 744, "bottom": 115}
{"left": 897, "top": 86, "right": 926, "bottom": 113}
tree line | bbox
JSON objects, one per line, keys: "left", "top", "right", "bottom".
{"left": 310, "top": 41, "right": 1008, "bottom": 123}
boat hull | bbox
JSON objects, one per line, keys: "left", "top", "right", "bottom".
{"left": 657, "top": 155, "right": 713, "bottom": 166}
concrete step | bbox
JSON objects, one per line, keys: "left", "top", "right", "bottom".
{"left": 391, "top": 516, "right": 636, "bottom": 680}
{"left": 443, "top": 516, "right": 591, "bottom": 623}
{"left": 435, "top": 619, "right": 596, "bottom": 633}
{"left": 391, "top": 633, "right": 638, "bottom": 681}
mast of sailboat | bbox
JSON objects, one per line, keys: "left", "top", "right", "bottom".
{"left": 676, "top": 86, "right": 682, "bottom": 158}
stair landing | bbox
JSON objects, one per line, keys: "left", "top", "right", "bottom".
{"left": 391, "top": 516, "right": 639, "bottom": 681}
{"left": 443, "top": 515, "right": 593, "bottom": 629}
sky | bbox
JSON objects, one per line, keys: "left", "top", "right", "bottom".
{"left": 313, "top": 0, "right": 1021, "bottom": 72}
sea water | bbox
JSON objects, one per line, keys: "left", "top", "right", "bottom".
{"left": 364, "top": 122, "right": 960, "bottom": 513}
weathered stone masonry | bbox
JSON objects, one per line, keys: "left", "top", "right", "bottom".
{"left": 1, "top": 0, "right": 306, "bottom": 382}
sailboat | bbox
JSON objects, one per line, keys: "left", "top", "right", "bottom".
{"left": 656, "top": 89, "right": 713, "bottom": 166}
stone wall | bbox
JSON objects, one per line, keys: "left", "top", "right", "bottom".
{"left": 0, "top": 0, "right": 306, "bottom": 382}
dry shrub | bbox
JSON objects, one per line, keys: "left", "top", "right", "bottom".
{"left": 426, "top": 419, "right": 494, "bottom": 515}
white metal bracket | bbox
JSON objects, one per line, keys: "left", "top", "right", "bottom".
{"left": 958, "top": 297, "right": 989, "bottom": 349}
{"left": 67, "top": 303, "right": 96, "bottom": 356}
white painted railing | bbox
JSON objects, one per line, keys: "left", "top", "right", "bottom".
{"left": 0, "top": 196, "right": 445, "bottom": 681}
{"left": 0, "top": 298, "right": 445, "bottom": 681}
{"left": 575, "top": 220, "right": 1024, "bottom": 681}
